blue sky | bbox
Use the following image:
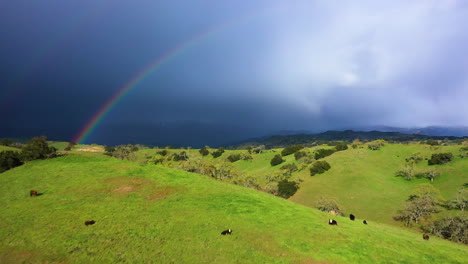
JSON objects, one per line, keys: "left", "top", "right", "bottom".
{"left": 1, "top": 0, "right": 467, "bottom": 146}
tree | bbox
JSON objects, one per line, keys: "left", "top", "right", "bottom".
{"left": 64, "top": 141, "right": 77, "bottom": 151}
{"left": 252, "top": 145, "right": 265, "bottom": 154}
{"left": 172, "top": 151, "right": 188, "bottom": 161}
{"left": 294, "top": 151, "right": 307, "bottom": 160}
{"left": 334, "top": 144, "right": 348, "bottom": 151}
{"left": 0, "top": 151, "right": 23, "bottom": 173}
{"left": 277, "top": 180, "right": 299, "bottom": 198}
{"left": 446, "top": 188, "right": 467, "bottom": 211}
{"left": 199, "top": 146, "right": 210, "bottom": 156}
{"left": 280, "top": 163, "right": 298, "bottom": 176}
{"left": 309, "top": 160, "right": 331, "bottom": 176}
{"left": 367, "top": 140, "right": 386, "bottom": 150}
{"left": 315, "top": 196, "right": 343, "bottom": 215}
{"left": 270, "top": 154, "right": 285, "bottom": 166}
{"left": 394, "top": 185, "right": 441, "bottom": 226}
{"left": 112, "top": 145, "right": 138, "bottom": 161}
{"left": 428, "top": 153, "right": 453, "bottom": 165}
{"left": 0, "top": 138, "right": 13, "bottom": 146}
{"left": 21, "top": 136, "right": 57, "bottom": 161}
{"left": 395, "top": 161, "right": 415, "bottom": 181}
{"left": 104, "top": 145, "right": 116, "bottom": 155}
{"left": 227, "top": 153, "right": 242, "bottom": 163}
{"left": 211, "top": 147, "right": 225, "bottom": 158}
{"left": 314, "top": 149, "right": 335, "bottom": 160}
{"left": 416, "top": 168, "right": 440, "bottom": 182}
{"left": 281, "top": 145, "right": 304, "bottom": 156}
{"left": 422, "top": 216, "right": 467, "bottom": 244}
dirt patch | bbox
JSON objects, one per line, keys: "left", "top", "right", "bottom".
{"left": 146, "top": 187, "right": 177, "bottom": 201}
{"left": 105, "top": 176, "right": 155, "bottom": 194}
{"left": 76, "top": 146, "right": 104, "bottom": 152}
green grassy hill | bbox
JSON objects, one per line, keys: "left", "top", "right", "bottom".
{"left": 0, "top": 153, "right": 466, "bottom": 263}
{"left": 136, "top": 143, "right": 467, "bottom": 227}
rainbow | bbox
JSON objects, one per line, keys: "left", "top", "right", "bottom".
{"left": 74, "top": 6, "right": 280, "bottom": 144}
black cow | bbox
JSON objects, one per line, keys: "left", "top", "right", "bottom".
{"left": 221, "top": 229, "right": 232, "bottom": 235}
{"left": 363, "top": 220, "right": 367, "bottom": 225}
{"left": 423, "top": 234, "right": 429, "bottom": 240}
{"left": 329, "top": 219, "right": 338, "bottom": 225}
{"left": 30, "top": 190, "right": 38, "bottom": 197}
{"left": 84, "top": 220, "right": 96, "bottom": 226}
{"left": 350, "top": 214, "right": 355, "bottom": 221}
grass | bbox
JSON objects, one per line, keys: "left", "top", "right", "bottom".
{"left": 0, "top": 145, "right": 20, "bottom": 152}
{"left": 0, "top": 153, "right": 467, "bottom": 263}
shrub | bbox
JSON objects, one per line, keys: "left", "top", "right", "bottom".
{"left": 315, "top": 197, "right": 343, "bottom": 215}
{"left": 405, "top": 153, "right": 423, "bottom": 164}
{"left": 0, "top": 138, "right": 13, "bottom": 146}
{"left": 21, "top": 136, "right": 57, "bottom": 161}
{"left": 277, "top": 180, "right": 299, "bottom": 198}
{"left": 367, "top": 140, "right": 386, "bottom": 150}
{"left": 334, "top": 144, "right": 348, "bottom": 151}
{"left": 157, "top": 149, "right": 168, "bottom": 156}
{"left": 211, "top": 147, "right": 225, "bottom": 158}
{"left": 270, "top": 154, "right": 285, "bottom": 166}
{"left": 294, "top": 151, "right": 308, "bottom": 160}
{"left": 314, "top": 148, "right": 335, "bottom": 159}
{"left": 172, "top": 151, "right": 188, "bottom": 161}
{"left": 310, "top": 160, "right": 331, "bottom": 176}
{"left": 227, "top": 153, "right": 242, "bottom": 163}
{"left": 199, "top": 146, "right": 210, "bottom": 156}
{"left": 0, "top": 151, "right": 23, "bottom": 173}
{"left": 281, "top": 145, "right": 304, "bottom": 156}
{"left": 104, "top": 145, "right": 115, "bottom": 155}
{"left": 422, "top": 216, "right": 467, "bottom": 244}
{"left": 428, "top": 153, "right": 453, "bottom": 165}
{"left": 425, "top": 139, "right": 439, "bottom": 146}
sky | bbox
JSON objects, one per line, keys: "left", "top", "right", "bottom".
{"left": 1, "top": 0, "right": 468, "bottom": 146}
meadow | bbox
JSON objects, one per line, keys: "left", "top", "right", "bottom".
{"left": 0, "top": 142, "right": 466, "bottom": 263}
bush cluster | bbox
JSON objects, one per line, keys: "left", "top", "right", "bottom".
{"left": 277, "top": 180, "right": 299, "bottom": 199}
{"left": 211, "top": 147, "right": 225, "bottom": 158}
{"left": 270, "top": 154, "right": 285, "bottom": 166}
{"left": 314, "top": 149, "right": 335, "bottom": 160}
{"left": 309, "top": 160, "right": 331, "bottom": 176}
{"left": 428, "top": 153, "right": 453, "bottom": 165}
{"left": 0, "top": 151, "right": 23, "bottom": 173}
{"left": 281, "top": 145, "right": 304, "bottom": 156}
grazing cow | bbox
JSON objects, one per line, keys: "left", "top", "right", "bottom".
{"left": 350, "top": 214, "right": 355, "bottom": 221}
{"left": 363, "top": 220, "right": 367, "bottom": 225}
{"left": 30, "top": 190, "right": 38, "bottom": 197}
{"left": 329, "top": 219, "right": 338, "bottom": 225}
{"left": 84, "top": 220, "right": 96, "bottom": 226}
{"left": 221, "top": 229, "right": 232, "bottom": 235}
{"left": 423, "top": 234, "right": 430, "bottom": 240}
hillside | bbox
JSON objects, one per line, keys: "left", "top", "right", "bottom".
{"left": 0, "top": 153, "right": 466, "bottom": 263}
{"left": 233, "top": 130, "right": 465, "bottom": 148}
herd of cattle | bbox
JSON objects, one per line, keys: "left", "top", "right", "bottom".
{"left": 29, "top": 190, "right": 430, "bottom": 240}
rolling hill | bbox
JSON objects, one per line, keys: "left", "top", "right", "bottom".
{"left": 0, "top": 152, "right": 466, "bottom": 263}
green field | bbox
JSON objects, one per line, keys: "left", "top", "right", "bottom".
{"left": 0, "top": 145, "right": 20, "bottom": 152}
{"left": 0, "top": 151, "right": 467, "bottom": 263}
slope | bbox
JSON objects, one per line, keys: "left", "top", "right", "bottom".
{"left": 1, "top": 153, "right": 465, "bottom": 263}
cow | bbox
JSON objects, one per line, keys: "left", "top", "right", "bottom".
{"left": 329, "top": 219, "right": 338, "bottom": 225}
{"left": 423, "top": 234, "right": 429, "bottom": 240}
{"left": 30, "top": 190, "right": 38, "bottom": 197}
{"left": 329, "top": 210, "right": 337, "bottom": 215}
{"left": 84, "top": 220, "right": 96, "bottom": 226}
{"left": 363, "top": 220, "right": 367, "bottom": 225}
{"left": 350, "top": 214, "right": 355, "bottom": 221}
{"left": 221, "top": 229, "right": 232, "bottom": 235}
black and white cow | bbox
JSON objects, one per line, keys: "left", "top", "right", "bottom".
{"left": 221, "top": 229, "right": 232, "bottom": 235}
{"left": 329, "top": 219, "right": 338, "bottom": 225}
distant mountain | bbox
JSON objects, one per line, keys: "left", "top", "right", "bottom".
{"left": 232, "top": 129, "right": 466, "bottom": 149}
{"left": 355, "top": 126, "right": 468, "bottom": 137}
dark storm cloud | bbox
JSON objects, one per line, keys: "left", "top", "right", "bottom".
{"left": 1, "top": 0, "right": 467, "bottom": 145}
